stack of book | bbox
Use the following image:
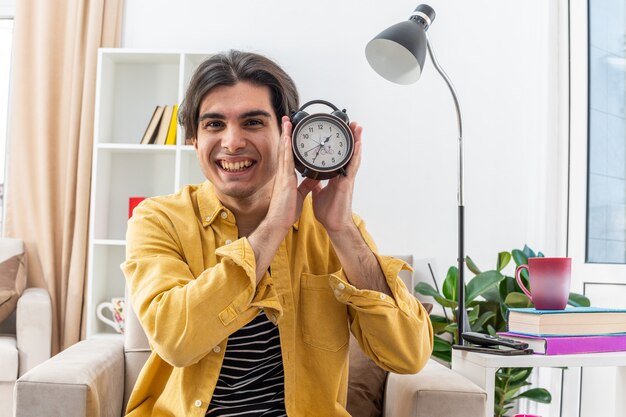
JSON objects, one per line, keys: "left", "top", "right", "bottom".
{"left": 498, "top": 307, "right": 626, "bottom": 355}
{"left": 140, "top": 104, "right": 178, "bottom": 145}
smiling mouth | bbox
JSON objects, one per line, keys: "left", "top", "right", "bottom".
{"left": 219, "top": 160, "right": 255, "bottom": 172}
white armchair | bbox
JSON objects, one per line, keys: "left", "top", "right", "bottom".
{"left": 0, "top": 239, "right": 52, "bottom": 417}
{"left": 14, "top": 254, "right": 485, "bottom": 417}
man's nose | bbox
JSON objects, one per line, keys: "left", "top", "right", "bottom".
{"left": 221, "top": 127, "right": 246, "bottom": 152}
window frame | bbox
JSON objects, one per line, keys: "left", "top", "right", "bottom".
{"left": 568, "top": 0, "right": 626, "bottom": 288}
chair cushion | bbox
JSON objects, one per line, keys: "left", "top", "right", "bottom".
{"left": 346, "top": 334, "right": 387, "bottom": 417}
{"left": 0, "top": 335, "right": 18, "bottom": 381}
{"left": 0, "top": 253, "right": 26, "bottom": 324}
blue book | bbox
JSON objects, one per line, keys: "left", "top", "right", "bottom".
{"left": 507, "top": 307, "right": 626, "bottom": 336}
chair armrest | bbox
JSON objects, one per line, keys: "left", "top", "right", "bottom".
{"left": 383, "top": 359, "right": 487, "bottom": 417}
{"left": 16, "top": 288, "right": 52, "bottom": 375}
{"left": 14, "top": 338, "right": 124, "bottom": 417}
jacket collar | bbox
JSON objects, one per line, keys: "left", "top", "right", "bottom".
{"left": 196, "top": 181, "right": 299, "bottom": 230}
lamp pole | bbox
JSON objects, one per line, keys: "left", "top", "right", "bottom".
{"left": 424, "top": 32, "right": 467, "bottom": 343}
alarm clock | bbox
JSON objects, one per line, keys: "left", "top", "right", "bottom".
{"left": 290, "top": 100, "right": 354, "bottom": 180}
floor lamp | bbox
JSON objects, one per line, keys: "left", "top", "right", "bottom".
{"left": 365, "top": 4, "right": 468, "bottom": 345}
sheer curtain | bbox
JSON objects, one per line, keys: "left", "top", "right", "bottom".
{"left": 5, "top": 0, "right": 123, "bottom": 353}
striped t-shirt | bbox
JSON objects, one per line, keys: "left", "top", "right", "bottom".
{"left": 207, "top": 311, "right": 286, "bottom": 417}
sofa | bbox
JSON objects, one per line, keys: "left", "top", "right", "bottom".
{"left": 0, "top": 238, "right": 52, "bottom": 417}
{"left": 14, "top": 256, "right": 486, "bottom": 416}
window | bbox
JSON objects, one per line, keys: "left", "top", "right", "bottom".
{"left": 0, "top": 18, "right": 13, "bottom": 234}
{"left": 586, "top": 0, "right": 626, "bottom": 263}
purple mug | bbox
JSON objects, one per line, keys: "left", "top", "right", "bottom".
{"left": 515, "top": 257, "right": 571, "bottom": 310}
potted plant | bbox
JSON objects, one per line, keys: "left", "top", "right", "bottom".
{"left": 415, "top": 245, "right": 590, "bottom": 417}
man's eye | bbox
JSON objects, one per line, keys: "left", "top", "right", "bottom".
{"left": 245, "top": 119, "right": 263, "bottom": 127}
{"left": 203, "top": 121, "right": 223, "bottom": 129}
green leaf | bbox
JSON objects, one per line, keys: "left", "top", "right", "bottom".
{"left": 486, "top": 324, "right": 496, "bottom": 336}
{"left": 472, "top": 311, "right": 496, "bottom": 331}
{"left": 503, "top": 385, "right": 524, "bottom": 401}
{"left": 414, "top": 282, "right": 441, "bottom": 298}
{"left": 442, "top": 267, "right": 458, "bottom": 301}
{"left": 496, "top": 252, "right": 512, "bottom": 272}
{"left": 504, "top": 292, "right": 533, "bottom": 308}
{"left": 522, "top": 244, "right": 537, "bottom": 259}
{"left": 430, "top": 315, "right": 450, "bottom": 334}
{"left": 466, "top": 256, "right": 481, "bottom": 275}
{"left": 481, "top": 286, "right": 502, "bottom": 303}
{"left": 444, "top": 323, "right": 458, "bottom": 334}
{"left": 433, "top": 335, "right": 452, "bottom": 352}
{"left": 509, "top": 367, "right": 533, "bottom": 382}
{"left": 431, "top": 348, "right": 451, "bottom": 363}
{"left": 466, "top": 271, "right": 505, "bottom": 302}
{"left": 432, "top": 322, "right": 448, "bottom": 334}
{"left": 434, "top": 294, "right": 458, "bottom": 309}
{"left": 568, "top": 292, "right": 591, "bottom": 307}
{"left": 511, "top": 387, "right": 552, "bottom": 404}
{"left": 468, "top": 304, "right": 480, "bottom": 322}
{"left": 430, "top": 314, "right": 449, "bottom": 322}
{"left": 511, "top": 249, "right": 528, "bottom": 267}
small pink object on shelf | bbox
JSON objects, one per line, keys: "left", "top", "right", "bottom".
{"left": 129, "top": 197, "right": 146, "bottom": 219}
{"left": 513, "top": 414, "right": 541, "bottom": 417}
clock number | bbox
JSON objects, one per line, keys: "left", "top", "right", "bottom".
{"left": 338, "top": 150, "right": 342, "bottom": 156}
{"left": 318, "top": 124, "right": 324, "bottom": 129}
{"left": 339, "top": 142, "right": 343, "bottom": 147}
{"left": 322, "top": 160, "right": 326, "bottom": 167}
{"left": 303, "top": 133, "right": 309, "bottom": 139}
{"left": 308, "top": 127, "right": 314, "bottom": 133}
{"left": 304, "top": 151, "right": 308, "bottom": 157}
{"left": 332, "top": 158, "right": 336, "bottom": 163}
{"left": 336, "top": 133, "right": 340, "bottom": 138}
{"left": 300, "top": 142, "right": 304, "bottom": 148}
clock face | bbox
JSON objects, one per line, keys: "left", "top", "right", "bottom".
{"left": 292, "top": 114, "right": 353, "bottom": 174}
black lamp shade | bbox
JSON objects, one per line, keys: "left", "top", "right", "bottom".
{"left": 365, "top": 20, "right": 427, "bottom": 85}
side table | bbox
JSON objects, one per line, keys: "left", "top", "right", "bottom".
{"left": 451, "top": 349, "right": 626, "bottom": 417}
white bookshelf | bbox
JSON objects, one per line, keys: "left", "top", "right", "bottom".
{"left": 86, "top": 49, "right": 209, "bottom": 336}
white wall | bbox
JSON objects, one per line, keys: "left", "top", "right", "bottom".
{"left": 122, "top": 0, "right": 567, "bottom": 284}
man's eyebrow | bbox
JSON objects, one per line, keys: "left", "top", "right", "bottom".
{"left": 240, "top": 110, "right": 272, "bottom": 119}
{"left": 198, "top": 112, "right": 225, "bottom": 122}
{"left": 198, "top": 109, "right": 272, "bottom": 122}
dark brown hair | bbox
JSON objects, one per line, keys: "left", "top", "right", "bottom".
{"left": 178, "top": 50, "right": 299, "bottom": 141}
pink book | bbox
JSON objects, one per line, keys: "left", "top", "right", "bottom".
{"left": 497, "top": 332, "right": 626, "bottom": 355}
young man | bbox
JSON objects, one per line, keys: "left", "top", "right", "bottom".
{"left": 122, "top": 50, "right": 433, "bottom": 417}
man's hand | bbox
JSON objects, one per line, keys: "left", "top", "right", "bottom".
{"left": 247, "top": 116, "right": 313, "bottom": 282}
{"left": 263, "top": 117, "right": 300, "bottom": 231}
{"left": 299, "top": 121, "right": 363, "bottom": 234}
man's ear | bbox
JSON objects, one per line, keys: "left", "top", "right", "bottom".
{"left": 191, "top": 137, "right": 198, "bottom": 149}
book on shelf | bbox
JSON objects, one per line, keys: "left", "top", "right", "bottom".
{"left": 498, "top": 332, "right": 626, "bottom": 355}
{"left": 507, "top": 307, "right": 626, "bottom": 336}
{"left": 153, "top": 105, "right": 174, "bottom": 145}
{"left": 140, "top": 106, "right": 164, "bottom": 145}
{"left": 165, "top": 104, "right": 178, "bottom": 145}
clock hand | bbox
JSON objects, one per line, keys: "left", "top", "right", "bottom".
{"left": 312, "top": 134, "right": 333, "bottom": 162}
{"left": 312, "top": 144, "right": 324, "bottom": 164}
{"left": 304, "top": 144, "right": 323, "bottom": 154}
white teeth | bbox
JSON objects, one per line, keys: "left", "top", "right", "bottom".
{"left": 220, "top": 160, "right": 253, "bottom": 172}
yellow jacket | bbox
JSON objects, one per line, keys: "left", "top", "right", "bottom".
{"left": 121, "top": 181, "right": 433, "bottom": 416}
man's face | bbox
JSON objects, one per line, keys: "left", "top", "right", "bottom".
{"left": 193, "top": 82, "right": 281, "bottom": 204}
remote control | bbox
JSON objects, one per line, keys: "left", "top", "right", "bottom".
{"left": 462, "top": 332, "right": 529, "bottom": 350}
